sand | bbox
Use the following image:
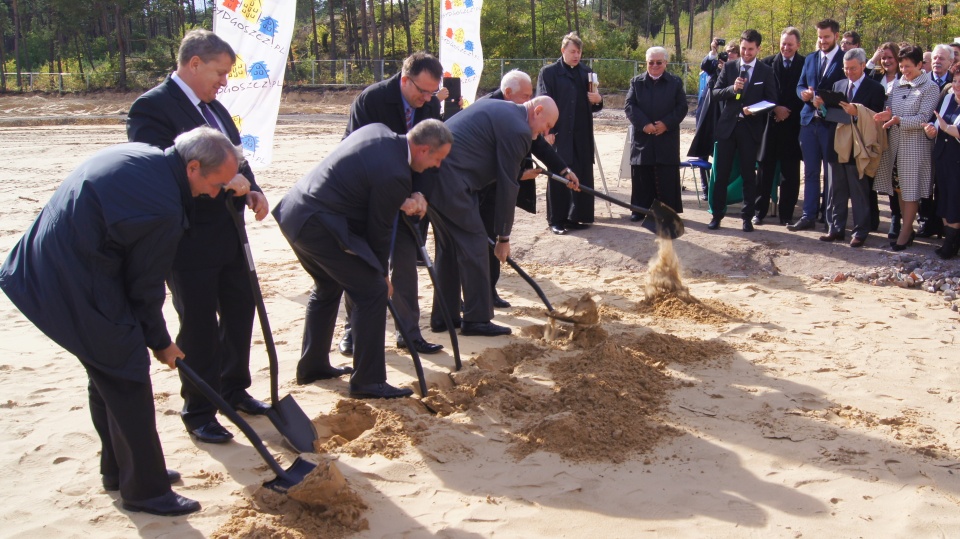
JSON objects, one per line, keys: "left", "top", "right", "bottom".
{"left": 1, "top": 94, "right": 959, "bottom": 537}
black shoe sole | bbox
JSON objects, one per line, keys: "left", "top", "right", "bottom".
{"left": 122, "top": 501, "right": 200, "bottom": 516}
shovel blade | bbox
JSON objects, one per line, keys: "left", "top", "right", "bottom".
{"left": 266, "top": 394, "right": 318, "bottom": 453}
{"left": 263, "top": 456, "right": 318, "bottom": 494}
{"left": 641, "top": 200, "right": 685, "bottom": 239}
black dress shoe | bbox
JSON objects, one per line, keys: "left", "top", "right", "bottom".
{"left": 296, "top": 365, "right": 354, "bottom": 385}
{"left": 549, "top": 225, "right": 568, "bottom": 235}
{"left": 461, "top": 321, "right": 512, "bottom": 336}
{"left": 819, "top": 232, "right": 844, "bottom": 242}
{"left": 787, "top": 218, "right": 814, "bottom": 231}
{"left": 232, "top": 395, "right": 270, "bottom": 415}
{"left": 103, "top": 469, "right": 181, "bottom": 492}
{"left": 850, "top": 236, "right": 867, "bottom": 248}
{"left": 742, "top": 219, "right": 754, "bottom": 232}
{"left": 338, "top": 331, "right": 354, "bottom": 357}
{"left": 751, "top": 216, "right": 762, "bottom": 226}
{"left": 349, "top": 382, "right": 414, "bottom": 399}
{"left": 629, "top": 213, "right": 642, "bottom": 222}
{"left": 492, "top": 294, "right": 511, "bottom": 308}
{"left": 887, "top": 219, "right": 902, "bottom": 239}
{"left": 707, "top": 217, "right": 722, "bottom": 230}
{"left": 917, "top": 220, "right": 943, "bottom": 238}
{"left": 396, "top": 335, "right": 444, "bottom": 354}
{"left": 122, "top": 491, "right": 201, "bottom": 517}
{"left": 189, "top": 421, "right": 233, "bottom": 444}
{"left": 564, "top": 220, "right": 589, "bottom": 230}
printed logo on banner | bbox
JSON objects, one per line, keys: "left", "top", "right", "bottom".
{"left": 229, "top": 54, "right": 248, "bottom": 80}
{"left": 443, "top": 0, "right": 475, "bottom": 9}
{"left": 441, "top": 32, "right": 480, "bottom": 59}
{"left": 241, "top": 0, "right": 263, "bottom": 22}
{"left": 216, "top": 0, "right": 288, "bottom": 55}
{"left": 231, "top": 114, "right": 243, "bottom": 131}
{"left": 222, "top": 0, "right": 240, "bottom": 10}
{"left": 240, "top": 134, "right": 260, "bottom": 153}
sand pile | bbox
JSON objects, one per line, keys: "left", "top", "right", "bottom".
{"left": 213, "top": 460, "right": 368, "bottom": 538}
{"left": 644, "top": 238, "right": 691, "bottom": 300}
{"left": 520, "top": 293, "right": 610, "bottom": 348}
{"left": 313, "top": 399, "right": 431, "bottom": 459}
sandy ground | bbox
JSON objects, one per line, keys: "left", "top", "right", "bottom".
{"left": 1, "top": 93, "right": 959, "bottom": 538}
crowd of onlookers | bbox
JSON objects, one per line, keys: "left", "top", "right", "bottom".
{"left": 623, "top": 19, "right": 960, "bottom": 260}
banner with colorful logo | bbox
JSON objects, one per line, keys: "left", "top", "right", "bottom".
{"left": 212, "top": 0, "right": 295, "bottom": 169}
{"left": 439, "top": 0, "right": 483, "bottom": 109}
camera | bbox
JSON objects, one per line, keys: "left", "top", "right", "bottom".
{"left": 718, "top": 51, "right": 729, "bottom": 62}
{"left": 716, "top": 38, "right": 726, "bottom": 47}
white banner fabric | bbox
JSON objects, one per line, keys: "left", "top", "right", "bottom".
{"left": 439, "top": 0, "right": 484, "bottom": 107}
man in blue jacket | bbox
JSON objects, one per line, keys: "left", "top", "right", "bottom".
{"left": 0, "top": 127, "right": 241, "bottom": 517}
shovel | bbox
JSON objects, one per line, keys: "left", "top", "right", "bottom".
{"left": 400, "top": 215, "right": 461, "bottom": 371}
{"left": 386, "top": 299, "right": 428, "bottom": 397}
{"left": 176, "top": 358, "right": 316, "bottom": 494}
{"left": 225, "top": 195, "right": 317, "bottom": 453}
{"left": 544, "top": 171, "right": 685, "bottom": 239}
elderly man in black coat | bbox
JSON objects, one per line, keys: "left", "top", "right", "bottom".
{"left": 536, "top": 32, "right": 604, "bottom": 235}
{"left": 625, "top": 46, "right": 689, "bottom": 216}
{"left": 272, "top": 120, "right": 453, "bottom": 399}
{"left": 335, "top": 52, "right": 446, "bottom": 359}
{"left": 0, "top": 127, "right": 241, "bottom": 516}
{"left": 427, "top": 97, "right": 560, "bottom": 337}
{"left": 127, "top": 29, "right": 271, "bottom": 445}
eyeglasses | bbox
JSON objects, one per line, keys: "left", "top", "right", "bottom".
{"left": 647, "top": 60, "right": 665, "bottom": 65}
{"left": 409, "top": 77, "right": 440, "bottom": 97}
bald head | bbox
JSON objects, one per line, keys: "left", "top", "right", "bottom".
{"left": 524, "top": 96, "right": 559, "bottom": 140}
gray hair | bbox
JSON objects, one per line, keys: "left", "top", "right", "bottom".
{"left": 646, "top": 46, "right": 669, "bottom": 62}
{"left": 174, "top": 126, "right": 244, "bottom": 175}
{"left": 178, "top": 29, "right": 236, "bottom": 66}
{"left": 408, "top": 119, "right": 453, "bottom": 151}
{"left": 932, "top": 43, "right": 955, "bottom": 61}
{"left": 843, "top": 47, "right": 867, "bottom": 64}
{"left": 500, "top": 69, "right": 531, "bottom": 94}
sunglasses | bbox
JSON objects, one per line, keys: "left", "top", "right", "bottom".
{"left": 409, "top": 77, "right": 440, "bottom": 97}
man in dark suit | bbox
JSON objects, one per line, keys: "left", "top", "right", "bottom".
{"left": 917, "top": 44, "right": 956, "bottom": 238}
{"left": 821, "top": 48, "right": 887, "bottom": 247}
{"left": 478, "top": 69, "right": 574, "bottom": 308}
{"left": 536, "top": 32, "right": 603, "bottom": 235}
{"left": 337, "top": 52, "right": 445, "bottom": 359}
{"left": 0, "top": 127, "right": 241, "bottom": 516}
{"left": 127, "top": 29, "right": 272, "bottom": 445}
{"left": 755, "top": 27, "right": 805, "bottom": 225}
{"left": 788, "top": 18, "right": 846, "bottom": 232}
{"left": 428, "top": 97, "right": 562, "bottom": 336}
{"left": 272, "top": 121, "right": 453, "bottom": 398}
{"left": 707, "top": 29, "right": 779, "bottom": 232}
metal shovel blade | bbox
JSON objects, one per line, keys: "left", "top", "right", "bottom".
{"left": 266, "top": 394, "right": 319, "bottom": 453}
{"left": 263, "top": 456, "right": 318, "bottom": 494}
{"left": 641, "top": 199, "right": 685, "bottom": 240}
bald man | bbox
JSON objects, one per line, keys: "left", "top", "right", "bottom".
{"left": 427, "top": 96, "right": 564, "bottom": 336}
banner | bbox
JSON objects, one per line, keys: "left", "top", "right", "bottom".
{"left": 439, "top": 0, "right": 484, "bottom": 108}
{"left": 212, "top": 0, "right": 295, "bottom": 169}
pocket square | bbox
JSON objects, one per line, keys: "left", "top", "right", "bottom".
{"left": 752, "top": 81, "right": 764, "bottom": 85}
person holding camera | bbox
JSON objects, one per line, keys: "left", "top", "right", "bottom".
{"left": 689, "top": 40, "right": 739, "bottom": 199}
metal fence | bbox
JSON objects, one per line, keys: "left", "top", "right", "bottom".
{"left": 2, "top": 58, "right": 700, "bottom": 94}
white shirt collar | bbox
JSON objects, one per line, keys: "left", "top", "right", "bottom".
{"left": 849, "top": 73, "right": 866, "bottom": 89}
{"left": 172, "top": 72, "right": 203, "bottom": 106}
{"left": 822, "top": 45, "right": 840, "bottom": 65}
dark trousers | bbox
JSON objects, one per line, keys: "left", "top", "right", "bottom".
{"left": 711, "top": 125, "right": 759, "bottom": 220}
{"left": 756, "top": 157, "right": 801, "bottom": 222}
{"left": 343, "top": 215, "right": 424, "bottom": 342}
{"left": 168, "top": 252, "right": 255, "bottom": 431}
{"left": 87, "top": 366, "right": 169, "bottom": 502}
{"left": 826, "top": 161, "right": 871, "bottom": 239}
{"left": 631, "top": 164, "right": 683, "bottom": 214}
{"left": 799, "top": 121, "right": 831, "bottom": 220}
{"left": 429, "top": 208, "right": 493, "bottom": 328}
{"left": 547, "top": 150, "right": 594, "bottom": 225}
{"left": 478, "top": 184, "right": 502, "bottom": 292}
{"left": 290, "top": 218, "right": 388, "bottom": 386}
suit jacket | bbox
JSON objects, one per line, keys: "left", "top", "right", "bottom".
{"left": 826, "top": 76, "right": 886, "bottom": 162}
{"left": 712, "top": 59, "right": 778, "bottom": 143}
{"left": 930, "top": 70, "right": 954, "bottom": 91}
{"left": 625, "top": 71, "right": 688, "bottom": 165}
{"left": 796, "top": 47, "right": 846, "bottom": 125}
{"left": 0, "top": 144, "right": 191, "bottom": 382}
{"left": 759, "top": 52, "right": 805, "bottom": 161}
{"left": 430, "top": 99, "right": 532, "bottom": 237}
{"left": 480, "top": 88, "right": 567, "bottom": 213}
{"left": 272, "top": 124, "right": 412, "bottom": 276}
{"left": 127, "top": 76, "right": 258, "bottom": 271}
{"left": 536, "top": 59, "right": 603, "bottom": 163}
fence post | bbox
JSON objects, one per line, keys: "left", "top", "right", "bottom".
{"left": 500, "top": 58, "right": 504, "bottom": 81}
{"left": 343, "top": 59, "right": 348, "bottom": 85}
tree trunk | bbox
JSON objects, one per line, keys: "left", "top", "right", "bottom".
{"left": 369, "top": 0, "right": 379, "bottom": 63}
{"left": 564, "top": 0, "right": 572, "bottom": 33}
{"left": 573, "top": 0, "right": 580, "bottom": 33}
{"left": 329, "top": 0, "right": 337, "bottom": 79}
{"left": 530, "top": 0, "right": 537, "bottom": 56}
{"left": 379, "top": 0, "right": 386, "bottom": 58}
{"left": 12, "top": 0, "right": 22, "bottom": 89}
{"left": 390, "top": 0, "right": 395, "bottom": 55}
{"left": 401, "top": 0, "right": 412, "bottom": 55}
{"left": 422, "top": 0, "right": 429, "bottom": 50}
{"left": 358, "top": 0, "right": 369, "bottom": 60}
{"left": 670, "top": 0, "right": 682, "bottom": 65}
{"left": 687, "top": 0, "right": 695, "bottom": 49}
{"left": 0, "top": 17, "right": 7, "bottom": 91}
{"left": 115, "top": 4, "right": 127, "bottom": 89}
{"left": 311, "top": 0, "right": 320, "bottom": 59}
{"left": 75, "top": 35, "right": 84, "bottom": 76}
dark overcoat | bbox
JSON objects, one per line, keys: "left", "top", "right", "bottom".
{"left": 624, "top": 71, "right": 688, "bottom": 165}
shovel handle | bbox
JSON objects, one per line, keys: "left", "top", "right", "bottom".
{"left": 387, "top": 299, "right": 428, "bottom": 397}
{"left": 545, "top": 171, "right": 654, "bottom": 218}
{"left": 176, "top": 358, "right": 294, "bottom": 482}
{"left": 487, "top": 238, "right": 554, "bottom": 312}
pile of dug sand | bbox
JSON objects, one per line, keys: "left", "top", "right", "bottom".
{"left": 521, "top": 293, "right": 609, "bottom": 348}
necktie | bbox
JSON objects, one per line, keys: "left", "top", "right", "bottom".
{"left": 784, "top": 58, "right": 791, "bottom": 70}
{"left": 198, "top": 102, "right": 223, "bottom": 133}
{"left": 847, "top": 82, "right": 855, "bottom": 101}
{"left": 743, "top": 64, "right": 751, "bottom": 84}
{"left": 820, "top": 54, "right": 830, "bottom": 80}
{"left": 405, "top": 106, "right": 414, "bottom": 130}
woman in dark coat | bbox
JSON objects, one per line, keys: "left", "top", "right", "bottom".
{"left": 536, "top": 32, "right": 604, "bottom": 235}
{"left": 624, "top": 46, "right": 689, "bottom": 215}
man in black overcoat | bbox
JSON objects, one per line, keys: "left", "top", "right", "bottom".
{"left": 0, "top": 127, "right": 241, "bottom": 516}
{"left": 755, "top": 27, "right": 805, "bottom": 225}
{"left": 336, "top": 52, "right": 445, "bottom": 359}
{"left": 427, "top": 97, "right": 560, "bottom": 337}
{"left": 708, "top": 29, "right": 779, "bottom": 232}
{"left": 536, "top": 32, "right": 603, "bottom": 235}
{"left": 127, "top": 29, "right": 271, "bottom": 445}
{"left": 272, "top": 121, "right": 453, "bottom": 398}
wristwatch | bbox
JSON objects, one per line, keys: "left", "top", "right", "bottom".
{"left": 496, "top": 235, "right": 510, "bottom": 243}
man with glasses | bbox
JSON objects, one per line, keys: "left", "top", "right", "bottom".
{"left": 327, "top": 52, "right": 446, "bottom": 376}
{"left": 840, "top": 31, "right": 861, "bottom": 52}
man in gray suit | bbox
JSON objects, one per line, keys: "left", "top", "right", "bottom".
{"left": 272, "top": 120, "right": 453, "bottom": 399}
{"left": 428, "top": 96, "right": 561, "bottom": 337}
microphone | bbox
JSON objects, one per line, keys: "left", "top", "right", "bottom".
{"left": 735, "top": 67, "right": 748, "bottom": 100}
